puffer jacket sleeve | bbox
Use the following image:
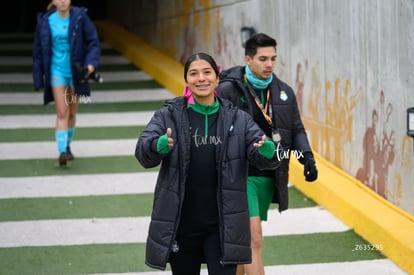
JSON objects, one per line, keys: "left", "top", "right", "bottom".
{"left": 81, "top": 14, "right": 100, "bottom": 69}
{"left": 240, "top": 110, "right": 280, "bottom": 170}
{"left": 32, "top": 13, "right": 44, "bottom": 90}
{"left": 135, "top": 109, "right": 168, "bottom": 168}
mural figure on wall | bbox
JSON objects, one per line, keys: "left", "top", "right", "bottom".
{"left": 356, "top": 109, "right": 380, "bottom": 191}
{"left": 356, "top": 90, "right": 395, "bottom": 198}
{"left": 339, "top": 80, "right": 362, "bottom": 143}
{"left": 327, "top": 78, "right": 362, "bottom": 166}
{"left": 279, "top": 62, "right": 352, "bottom": 168}
{"left": 283, "top": 59, "right": 406, "bottom": 205}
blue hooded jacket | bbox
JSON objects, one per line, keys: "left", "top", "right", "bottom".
{"left": 32, "top": 6, "right": 100, "bottom": 105}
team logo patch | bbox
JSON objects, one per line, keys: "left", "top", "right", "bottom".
{"left": 280, "top": 91, "right": 288, "bottom": 101}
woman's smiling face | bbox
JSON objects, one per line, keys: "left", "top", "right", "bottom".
{"left": 185, "top": 59, "right": 219, "bottom": 105}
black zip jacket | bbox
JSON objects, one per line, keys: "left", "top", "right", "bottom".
{"left": 135, "top": 96, "right": 280, "bottom": 270}
{"left": 216, "top": 66, "right": 314, "bottom": 211}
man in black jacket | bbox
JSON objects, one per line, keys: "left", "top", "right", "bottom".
{"left": 216, "top": 33, "right": 318, "bottom": 275}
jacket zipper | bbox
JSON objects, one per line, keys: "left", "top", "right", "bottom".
{"left": 165, "top": 102, "right": 190, "bottom": 264}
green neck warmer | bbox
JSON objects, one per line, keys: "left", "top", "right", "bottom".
{"left": 187, "top": 97, "right": 219, "bottom": 137}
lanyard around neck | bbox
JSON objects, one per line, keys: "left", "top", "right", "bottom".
{"left": 244, "top": 75, "right": 273, "bottom": 126}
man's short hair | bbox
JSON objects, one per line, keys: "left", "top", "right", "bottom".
{"left": 245, "top": 33, "right": 277, "bottom": 57}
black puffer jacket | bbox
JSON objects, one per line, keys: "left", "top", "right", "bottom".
{"left": 135, "top": 96, "right": 280, "bottom": 270}
{"left": 216, "top": 66, "right": 313, "bottom": 212}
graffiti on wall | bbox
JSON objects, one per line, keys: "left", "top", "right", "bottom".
{"left": 355, "top": 91, "right": 395, "bottom": 198}
{"left": 300, "top": 61, "right": 362, "bottom": 168}
{"left": 295, "top": 61, "right": 405, "bottom": 201}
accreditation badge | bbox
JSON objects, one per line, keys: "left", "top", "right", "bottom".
{"left": 272, "top": 130, "right": 282, "bottom": 142}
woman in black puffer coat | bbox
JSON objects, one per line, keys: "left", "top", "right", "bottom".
{"left": 135, "top": 53, "right": 280, "bottom": 275}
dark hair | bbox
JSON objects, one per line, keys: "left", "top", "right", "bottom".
{"left": 244, "top": 33, "right": 277, "bottom": 57}
{"left": 184, "top": 53, "right": 219, "bottom": 81}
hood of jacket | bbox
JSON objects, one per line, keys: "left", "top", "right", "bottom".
{"left": 219, "top": 65, "right": 246, "bottom": 89}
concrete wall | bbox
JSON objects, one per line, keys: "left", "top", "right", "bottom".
{"left": 106, "top": 0, "right": 414, "bottom": 216}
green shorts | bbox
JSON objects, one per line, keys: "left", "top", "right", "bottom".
{"left": 247, "top": 176, "right": 275, "bottom": 221}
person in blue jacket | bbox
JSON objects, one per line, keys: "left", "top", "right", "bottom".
{"left": 135, "top": 53, "right": 281, "bottom": 275}
{"left": 32, "top": 0, "right": 100, "bottom": 166}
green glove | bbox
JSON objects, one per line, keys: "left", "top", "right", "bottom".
{"left": 156, "top": 133, "right": 172, "bottom": 154}
{"left": 258, "top": 139, "right": 275, "bottom": 159}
